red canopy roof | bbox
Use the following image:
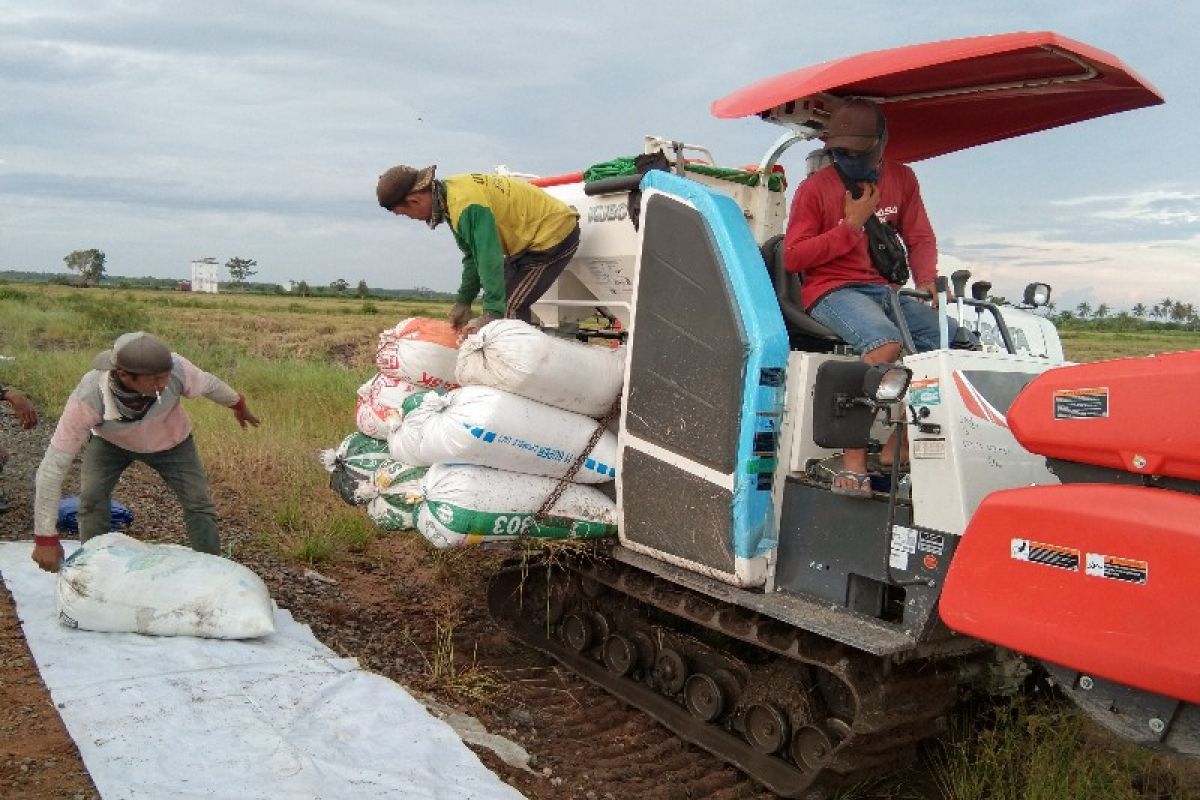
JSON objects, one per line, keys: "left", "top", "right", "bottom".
{"left": 711, "top": 32, "right": 1163, "bottom": 162}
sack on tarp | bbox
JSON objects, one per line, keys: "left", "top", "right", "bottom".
{"left": 55, "top": 532, "right": 275, "bottom": 639}
{"left": 455, "top": 320, "right": 625, "bottom": 417}
{"left": 414, "top": 464, "right": 618, "bottom": 549}
{"left": 375, "top": 318, "right": 461, "bottom": 390}
{"left": 56, "top": 496, "right": 134, "bottom": 535}
{"left": 389, "top": 386, "right": 617, "bottom": 483}
{"left": 354, "top": 373, "right": 433, "bottom": 440}
{"left": 355, "top": 461, "right": 427, "bottom": 531}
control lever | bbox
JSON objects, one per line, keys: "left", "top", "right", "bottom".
{"left": 970, "top": 280, "right": 992, "bottom": 333}
{"left": 936, "top": 275, "right": 951, "bottom": 350}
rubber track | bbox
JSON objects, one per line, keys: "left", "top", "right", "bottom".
{"left": 488, "top": 556, "right": 963, "bottom": 799}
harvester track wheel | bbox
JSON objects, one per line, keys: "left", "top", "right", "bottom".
{"left": 579, "top": 574, "right": 606, "bottom": 599}
{"left": 790, "top": 724, "right": 835, "bottom": 772}
{"left": 684, "top": 673, "right": 727, "bottom": 722}
{"left": 629, "top": 630, "right": 657, "bottom": 671}
{"left": 602, "top": 634, "right": 636, "bottom": 677}
{"left": 589, "top": 611, "right": 612, "bottom": 643}
{"left": 654, "top": 648, "right": 688, "bottom": 695}
{"left": 560, "top": 613, "right": 594, "bottom": 653}
{"left": 545, "top": 583, "right": 570, "bottom": 625}
{"left": 743, "top": 703, "right": 790, "bottom": 755}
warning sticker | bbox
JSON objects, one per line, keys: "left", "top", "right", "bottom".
{"left": 1011, "top": 538, "right": 1080, "bottom": 571}
{"left": 909, "top": 378, "right": 941, "bottom": 406}
{"left": 1086, "top": 553, "right": 1148, "bottom": 585}
{"left": 1053, "top": 387, "right": 1109, "bottom": 419}
{"left": 918, "top": 531, "right": 945, "bottom": 556}
{"left": 913, "top": 438, "right": 946, "bottom": 459}
{"left": 890, "top": 526, "right": 918, "bottom": 570}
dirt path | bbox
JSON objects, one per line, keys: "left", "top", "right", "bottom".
{"left": 0, "top": 412, "right": 769, "bottom": 800}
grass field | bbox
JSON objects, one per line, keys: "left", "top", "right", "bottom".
{"left": 2, "top": 282, "right": 1197, "bottom": 799}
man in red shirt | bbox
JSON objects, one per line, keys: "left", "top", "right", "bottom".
{"left": 784, "top": 99, "right": 960, "bottom": 497}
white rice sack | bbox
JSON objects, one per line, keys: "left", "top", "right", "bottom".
{"left": 319, "top": 431, "right": 393, "bottom": 480}
{"left": 455, "top": 320, "right": 626, "bottom": 417}
{"left": 414, "top": 464, "right": 618, "bottom": 549}
{"left": 56, "top": 532, "right": 274, "bottom": 639}
{"left": 355, "top": 461, "right": 427, "bottom": 531}
{"left": 375, "top": 317, "right": 461, "bottom": 390}
{"left": 355, "top": 373, "right": 433, "bottom": 440}
{"left": 388, "top": 385, "right": 618, "bottom": 483}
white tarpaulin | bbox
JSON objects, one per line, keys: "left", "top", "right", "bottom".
{"left": 0, "top": 541, "right": 525, "bottom": 800}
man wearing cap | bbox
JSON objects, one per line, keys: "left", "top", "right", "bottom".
{"left": 784, "top": 98, "right": 961, "bottom": 497}
{"left": 30, "top": 332, "right": 259, "bottom": 573}
{"left": 376, "top": 165, "right": 580, "bottom": 333}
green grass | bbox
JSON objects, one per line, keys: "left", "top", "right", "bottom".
{"left": 0, "top": 282, "right": 451, "bottom": 564}
{"left": 929, "top": 694, "right": 1194, "bottom": 800}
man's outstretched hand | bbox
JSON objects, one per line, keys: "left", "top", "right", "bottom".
{"left": 448, "top": 302, "right": 472, "bottom": 331}
{"left": 231, "top": 396, "right": 260, "bottom": 428}
{"left": 4, "top": 389, "right": 38, "bottom": 429}
{"left": 32, "top": 539, "right": 64, "bottom": 573}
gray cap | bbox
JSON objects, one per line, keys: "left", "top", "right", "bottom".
{"left": 91, "top": 332, "right": 174, "bottom": 374}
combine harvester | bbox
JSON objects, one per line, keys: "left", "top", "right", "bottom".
{"left": 486, "top": 32, "right": 1199, "bottom": 798}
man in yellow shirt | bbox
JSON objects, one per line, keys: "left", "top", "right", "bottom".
{"left": 378, "top": 165, "right": 580, "bottom": 333}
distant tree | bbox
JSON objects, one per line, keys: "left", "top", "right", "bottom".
{"left": 1075, "top": 301, "right": 1091, "bottom": 319}
{"left": 226, "top": 257, "right": 258, "bottom": 288}
{"left": 356, "top": 279, "right": 369, "bottom": 299}
{"left": 1093, "top": 303, "right": 1109, "bottom": 319}
{"left": 330, "top": 278, "right": 349, "bottom": 295}
{"left": 1131, "top": 302, "right": 1147, "bottom": 318}
{"left": 296, "top": 280, "right": 311, "bottom": 297}
{"left": 63, "top": 248, "right": 106, "bottom": 287}
{"left": 1170, "top": 301, "right": 1190, "bottom": 323}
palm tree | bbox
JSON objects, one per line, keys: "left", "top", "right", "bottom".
{"left": 1093, "top": 303, "right": 1109, "bottom": 319}
{"left": 1075, "top": 301, "right": 1092, "bottom": 319}
{"left": 1131, "top": 302, "right": 1147, "bottom": 318}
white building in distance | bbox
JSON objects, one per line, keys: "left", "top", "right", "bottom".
{"left": 190, "top": 258, "right": 219, "bottom": 293}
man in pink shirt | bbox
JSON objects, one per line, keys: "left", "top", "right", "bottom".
{"left": 785, "top": 99, "right": 963, "bottom": 497}
{"left": 31, "top": 332, "right": 260, "bottom": 572}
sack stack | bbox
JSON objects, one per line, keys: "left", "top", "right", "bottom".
{"left": 320, "top": 317, "right": 626, "bottom": 550}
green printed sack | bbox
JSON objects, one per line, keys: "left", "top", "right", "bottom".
{"left": 357, "top": 460, "right": 427, "bottom": 531}
{"left": 414, "top": 464, "right": 617, "bottom": 549}
{"left": 319, "top": 432, "right": 392, "bottom": 480}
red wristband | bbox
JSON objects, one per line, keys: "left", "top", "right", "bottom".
{"left": 231, "top": 395, "right": 246, "bottom": 412}
{"left": 34, "top": 536, "right": 61, "bottom": 547}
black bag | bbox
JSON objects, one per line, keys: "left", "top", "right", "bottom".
{"left": 834, "top": 166, "right": 910, "bottom": 286}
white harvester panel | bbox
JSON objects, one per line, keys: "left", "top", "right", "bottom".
{"left": 904, "top": 349, "right": 1059, "bottom": 535}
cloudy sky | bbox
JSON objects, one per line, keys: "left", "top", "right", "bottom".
{"left": 1, "top": 1, "right": 1196, "bottom": 310}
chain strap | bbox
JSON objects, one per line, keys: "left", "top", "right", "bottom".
{"left": 533, "top": 395, "right": 622, "bottom": 525}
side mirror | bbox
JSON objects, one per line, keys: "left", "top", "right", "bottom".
{"left": 862, "top": 364, "right": 912, "bottom": 404}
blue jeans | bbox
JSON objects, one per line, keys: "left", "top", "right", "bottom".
{"left": 810, "top": 284, "right": 960, "bottom": 355}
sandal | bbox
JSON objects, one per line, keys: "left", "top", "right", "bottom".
{"left": 830, "top": 470, "right": 872, "bottom": 499}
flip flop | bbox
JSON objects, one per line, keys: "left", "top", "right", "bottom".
{"left": 830, "top": 470, "right": 872, "bottom": 499}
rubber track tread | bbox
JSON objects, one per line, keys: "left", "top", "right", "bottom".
{"left": 488, "top": 556, "right": 962, "bottom": 799}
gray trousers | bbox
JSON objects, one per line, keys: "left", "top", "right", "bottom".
{"left": 78, "top": 434, "right": 220, "bottom": 554}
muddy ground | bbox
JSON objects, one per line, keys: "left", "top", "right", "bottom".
{"left": 0, "top": 411, "right": 779, "bottom": 800}
{"left": 4, "top": 409, "right": 1198, "bottom": 800}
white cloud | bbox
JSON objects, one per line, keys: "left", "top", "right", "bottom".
{"left": 1052, "top": 189, "right": 1200, "bottom": 226}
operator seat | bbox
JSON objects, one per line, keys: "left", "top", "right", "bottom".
{"left": 760, "top": 234, "right": 844, "bottom": 349}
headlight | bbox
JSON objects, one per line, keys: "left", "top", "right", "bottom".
{"left": 1023, "top": 282, "right": 1052, "bottom": 307}
{"left": 862, "top": 365, "right": 911, "bottom": 403}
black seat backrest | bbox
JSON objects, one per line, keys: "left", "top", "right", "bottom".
{"left": 759, "top": 234, "right": 843, "bottom": 344}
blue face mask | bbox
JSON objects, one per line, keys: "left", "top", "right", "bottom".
{"left": 830, "top": 149, "right": 880, "bottom": 183}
